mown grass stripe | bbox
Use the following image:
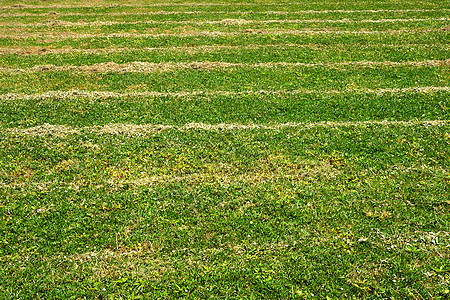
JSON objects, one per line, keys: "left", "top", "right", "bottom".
{"left": 3, "top": 11, "right": 448, "bottom": 28}
{"left": 2, "top": 17, "right": 449, "bottom": 28}
{"left": 1, "top": 2, "right": 327, "bottom": 8}
{"left": 1, "top": 28, "right": 443, "bottom": 40}
{"left": 0, "top": 43, "right": 351, "bottom": 55}
{"left": 1, "top": 86, "right": 448, "bottom": 101}
{"left": 1, "top": 42, "right": 448, "bottom": 56}
{"left": 2, "top": 30, "right": 446, "bottom": 49}
{"left": 6, "top": 120, "right": 449, "bottom": 137}
{"left": 1, "top": 60, "right": 447, "bottom": 74}
{"left": 3, "top": 90, "right": 447, "bottom": 129}
{"left": 2, "top": 19, "right": 447, "bottom": 38}
{"left": 2, "top": 65, "right": 446, "bottom": 95}
{"left": 1, "top": 8, "right": 449, "bottom": 18}
{"left": 3, "top": 7, "right": 450, "bottom": 13}
{"left": 5, "top": 3, "right": 448, "bottom": 9}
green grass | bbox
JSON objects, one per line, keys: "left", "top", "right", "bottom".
{"left": 1, "top": 124, "right": 449, "bottom": 298}
{"left": 1, "top": 65, "right": 448, "bottom": 94}
{"left": 2, "top": 44, "right": 449, "bottom": 67}
{"left": 1, "top": 18, "right": 448, "bottom": 36}
{"left": 0, "top": 91, "right": 448, "bottom": 128}
{"left": 1, "top": 30, "right": 448, "bottom": 49}
{"left": 2, "top": 1, "right": 449, "bottom": 13}
{"left": 0, "top": 0, "right": 449, "bottom": 299}
{"left": 2, "top": 10, "right": 449, "bottom": 25}
{"left": 2, "top": 44, "right": 450, "bottom": 68}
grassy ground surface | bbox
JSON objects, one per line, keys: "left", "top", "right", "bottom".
{"left": 0, "top": 0, "right": 449, "bottom": 299}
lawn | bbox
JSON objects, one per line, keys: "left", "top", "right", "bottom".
{"left": 0, "top": 0, "right": 449, "bottom": 299}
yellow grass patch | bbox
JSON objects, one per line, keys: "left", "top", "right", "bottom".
{"left": 0, "top": 28, "right": 441, "bottom": 40}
{"left": 6, "top": 123, "right": 80, "bottom": 137}
{"left": 1, "top": 87, "right": 449, "bottom": 105}
{"left": 5, "top": 119, "right": 450, "bottom": 139}
{"left": 2, "top": 17, "right": 448, "bottom": 28}
{"left": 0, "top": 60, "right": 448, "bottom": 74}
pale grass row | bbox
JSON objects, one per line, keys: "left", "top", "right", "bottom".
{"left": 2, "top": 17, "right": 448, "bottom": 27}
{"left": 2, "top": 43, "right": 444, "bottom": 55}
{"left": 0, "top": 157, "right": 339, "bottom": 190}
{"left": 1, "top": 60, "right": 447, "bottom": 74}
{"left": 6, "top": 120, "right": 450, "bottom": 138}
{"left": 0, "top": 43, "right": 332, "bottom": 55}
{"left": 1, "top": 2, "right": 334, "bottom": 8}
{"left": 4, "top": 2, "right": 449, "bottom": 9}
{"left": 113, "top": 162, "right": 341, "bottom": 189}
{"left": 2, "top": 223, "right": 446, "bottom": 272}
{"left": 0, "top": 28, "right": 440, "bottom": 40}
{"left": 1, "top": 8, "right": 448, "bottom": 17}
{"left": 4, "top": 228, "right": 445, "bottom": 265}
{"left": 1, "top": 86, "right": 448, "bottom": 102}
{"left": 1, "top": 159, "right": 447, "bottom": 196}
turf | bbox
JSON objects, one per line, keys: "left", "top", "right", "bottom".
{"left": 1, "top": 65, "right": 449, "bottom": 94}
{"left": 1, "top": 30, "right": 448, "bottom": 49}
{"left": 0, "top": 0, "right": 449, "bottom": 299}
{"left": 1, "top": 44, "right": 448, "bottom": 68}
{"left": 0, "top": 91, "right": 449, "bottom": 128}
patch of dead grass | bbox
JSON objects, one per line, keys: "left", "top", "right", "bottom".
{"left": 1, "top": 86, "right": 449, "bottom": 103}
{"left": 98, "top": 123, "right": 172, "bottom": 136}
{"left": 5, "top": 120, "right": 450, "bottom": 139}
{"left": 1, "top": 59, "right": 448, "bottom": 74}
{"left": 6, "top": 124, "right": 80, "bottom": 137}
{"left": 0, "top": 28, "right": 441, "bottom": 40}
{"left": 54, "top": 159, "right": 79, "bottom": 172}
{"left": 113, "top": 158, "right": 340, "bottom": 188}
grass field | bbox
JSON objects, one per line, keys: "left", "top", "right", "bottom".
{"left": 0, "top": 0, "right": 449, "bottom": 299}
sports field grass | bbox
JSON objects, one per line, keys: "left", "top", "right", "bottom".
{"left": 0, "top": 0, "right": 449, "bottom": 298}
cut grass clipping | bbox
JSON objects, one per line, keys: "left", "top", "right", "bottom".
{"left": 0, "top": 0, "right": 449, "bottom": 299}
